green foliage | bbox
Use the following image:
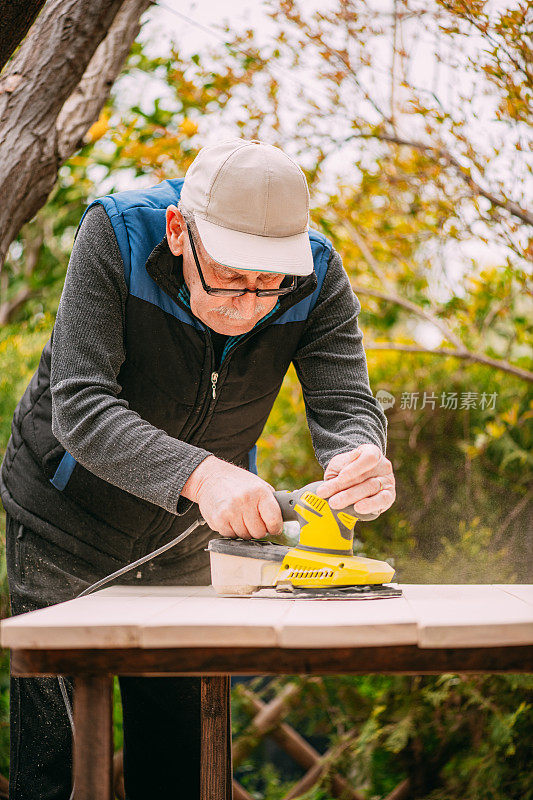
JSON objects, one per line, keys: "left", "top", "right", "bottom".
{"left": 232, "top": 674, "right": 533, "bottom": 799}
{"left": 257, "top": 364, "right": 320, "bottom": 490}
{"left": 0, "top": 314, "right": 54, "bottom": 455}
{"left": 113, "top": 677, "right": 123, "bottom": 753}
{"left": 2, "top": 167, "right": 95, "bottom": 327}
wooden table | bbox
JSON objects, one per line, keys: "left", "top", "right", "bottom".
{"left": 2, "top": 584, "right": 532, "bottom": 800}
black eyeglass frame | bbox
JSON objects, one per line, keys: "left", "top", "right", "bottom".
{"left": 186, "top": 224, "right": 297, "bottom": 298}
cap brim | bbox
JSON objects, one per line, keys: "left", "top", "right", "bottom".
{"left": 194, "top": 214, "right": 314, "bottom": 276}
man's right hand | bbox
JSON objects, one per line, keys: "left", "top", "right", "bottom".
{"left": 181, "top": 455, "right": 284, "bottom": 540}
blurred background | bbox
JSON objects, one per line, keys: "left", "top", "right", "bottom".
{"left": 0, "top": 1, "right": 531, "bottom": 797}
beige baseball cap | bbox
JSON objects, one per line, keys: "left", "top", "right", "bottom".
{"left": 179, "top": 138, "right": 314, "bottom": 276}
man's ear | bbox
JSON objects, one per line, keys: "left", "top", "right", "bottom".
{"left": 166, "top": 205, "right": 186, "bottom": 255}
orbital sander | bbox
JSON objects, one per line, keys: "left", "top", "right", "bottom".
{"left": 207, "top": 481, "right": 401, "bottom": 599}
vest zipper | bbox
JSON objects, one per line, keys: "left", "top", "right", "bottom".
{"left": 187, "top": 315, "right": 283, "bottom": 444}
{"left": 184, "top": 329, "right": 216, "bottom": 443}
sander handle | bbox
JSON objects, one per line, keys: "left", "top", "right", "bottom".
{"left": 273, "top": 480, "right": 380, "bottom": 522}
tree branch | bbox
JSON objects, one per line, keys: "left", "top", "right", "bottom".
{"left": 310, "top": 22, "right": 393, "bottom": 124}
{"left": 0, "top": 230, "right": 43, "bottom": 325}
{"left": 349, "top": 224, "right": 531, "bottom": 381}
{"left": 0, "top": 287, "right": 33, "bottom": 326}
{"left": 438, "top": 1, "right": 533, "bottom": 84}
{"left": 345, "top": 132, "right": 533, "bottom": 227}
{"left": 363, "top": 341, "right": 533, "bottom": 382}
{"left": 57, "top": 0, "right": 153, "bottom": 159}
{"left": 495, "top": 486, "right": 533, "bottom": 545}
{"left": 353, "top": 283, "right": 465, "bottom": 352}
{"left": 384, "top": 778, "right": 411, "bottom": 800}
{"left": 347, "top": 223, "right": 466, "bottom": 350}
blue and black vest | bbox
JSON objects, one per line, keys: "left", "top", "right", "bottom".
{"left": 0, "top": 179, "right": 332, "bottom": 567}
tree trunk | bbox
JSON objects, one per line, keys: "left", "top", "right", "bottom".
{"left": 0, "top": 0, "right": 152, "bottom": 270}
{"left": 0, "top": 0, "right": 47, "bottom": 72}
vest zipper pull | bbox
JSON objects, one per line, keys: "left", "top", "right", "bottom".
{"left": 211, "top": 371, "right": 218, "bottom": 399}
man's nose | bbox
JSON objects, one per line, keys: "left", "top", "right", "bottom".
{"left": 236, "top": 290, "right": 259, "bottom": 315}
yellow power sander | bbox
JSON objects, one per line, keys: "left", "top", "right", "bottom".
{"left": 207, "top": 481, "right": 401, "bottom": 599}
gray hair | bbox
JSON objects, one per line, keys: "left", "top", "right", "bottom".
{"left": 177, "top": 200, "right": 199, "bottom": 243}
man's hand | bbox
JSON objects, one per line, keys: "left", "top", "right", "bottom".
{"left": 182, "top": 455, "right": 284, "bottom": 540}
{"left": 314, "top": 444, "right": 396, "bottom": 516}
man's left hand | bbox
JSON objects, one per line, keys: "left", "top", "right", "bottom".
{"left": 314, "top": 443, "right": 395, "bottom": 516}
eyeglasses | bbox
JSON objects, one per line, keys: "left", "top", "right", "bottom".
{"left": 186, "top": 224, "right": 297, "bottom": 297}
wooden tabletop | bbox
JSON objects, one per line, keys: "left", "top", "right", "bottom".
{"left": 2, "top": 584, "right": 532, "bottom": 651}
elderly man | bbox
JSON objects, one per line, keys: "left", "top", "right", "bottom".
{"left": 1, "top": 138, "right": 394, "bottom": 798}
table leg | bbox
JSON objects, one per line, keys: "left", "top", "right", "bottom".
{"left": 201, "top": 675, "right": 233, "bottom": 800}
{"left": 73, "top": 675, "right": 114, "bottom": 800}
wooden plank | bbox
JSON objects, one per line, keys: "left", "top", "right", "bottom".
{"left": 402, "top": 585, "right": 533, "bottom": 648}
{"left": 200, "top": 676, "right": 233, "bottom": 800}
{"left": 0, "top": 587, "right": 205, "bottom": 649}
{"left": 276, "top": 595, "right": 418, "bottom": 648}
{"left": 73, "top": 675, "right": 113, "bottom": 800}
{"left": 495, "top": 585, "right": 533, "bottom": 606}
{"left": 139, "top": 594, "right": 294, "bottom": 648}
{"left": 11, "top": 644, "right": 533, "bottom": 676}
{"left": 0, "top": 586, "right": 293, "bottom": 650}
{"left": 98, "top": 586, "right": 209, "bottom": 598}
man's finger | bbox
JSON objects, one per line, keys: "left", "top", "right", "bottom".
{"left": 317, "top": 451, "right": 386, "bottom": 498}
{"left": 242, "top": 504, "right": 269, "bottom": 540}
{"left": 231, "top": 510, "right": 253, "bottom": 540}
{"left": 328, "top": 477, "right": 395, "bottom": 510}
{"left": 328, "top": 476, "right": 393, "bottom": 508}
{"left": 335, "top": 457, "right": 394, "bottom": 489}
{"left": 258, "top": 493, "right": 284, "bottom": 537}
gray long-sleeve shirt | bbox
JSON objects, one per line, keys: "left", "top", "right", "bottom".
{"left": 50, "top": 204, "right": 387, "bottom": 516}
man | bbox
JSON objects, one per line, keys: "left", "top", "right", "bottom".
{"left": 1, "top": 138, "right": 395, "bottom": 798}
